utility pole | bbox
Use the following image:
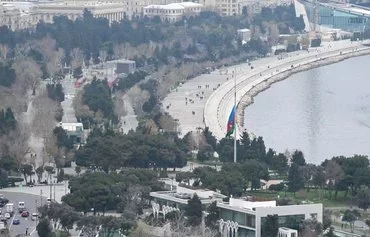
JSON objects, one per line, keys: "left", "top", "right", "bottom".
{"left": 312, "top": 0, "right": 319, "bottom": 32}
{"left": 233, "top": 67, "right": 237, "bottom": 163}
{"left": 40, "top": 189, "right": 43, "bottom": 207}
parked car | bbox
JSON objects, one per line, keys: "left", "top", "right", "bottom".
{"left": 21, "top": 211, "right": 29, "bottom": 217}
{"left": 12, "top": 219, "right": 20, "bottom": 225}
{"left": 4, "top": 213, "right": 10, "bottom": 219}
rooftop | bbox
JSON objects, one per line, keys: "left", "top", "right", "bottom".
{"left": 144, "top": 2, "right": 202, "bottom": 10}
{"left": 150, "top": 181, "right": 226, "bottom": 205}
{"left": 237, "top": 28, "right": 251, "bottom": 33}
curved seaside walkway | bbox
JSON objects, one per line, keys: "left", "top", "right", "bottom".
{"left": 204, "top": 40, "right": 370, "bottom": 140}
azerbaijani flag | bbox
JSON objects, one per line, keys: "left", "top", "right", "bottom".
{"left": 226, "top": 106, "right": 235, "bottom": 137}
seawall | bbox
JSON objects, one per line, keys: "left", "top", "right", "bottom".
{"left": 236, "top": 47, "right": 370, "bottom": 129}
{"left": 204, "top": 40, "right": 370, "bottom": 140}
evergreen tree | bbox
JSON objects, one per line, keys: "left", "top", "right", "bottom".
{"left": 261, "top": 215, "right": 279, "bottom": 237}
{"left": 186, "top": 193, "right": 203, "bottom": 226}
{"left": 287, "top": 163, "right": 304, "bottom": 193}
{"left": 37, "top": 218, "right": 52, "bottom": 237}
{"left": 205, "top": 201, "right": 219, "bottom": 229}
{"left": 291, "top": 150, "right": 306, "bottom": 166}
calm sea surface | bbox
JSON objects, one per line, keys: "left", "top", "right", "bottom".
{"left": 244, "top": 54, "right": 370, "bottom": 164}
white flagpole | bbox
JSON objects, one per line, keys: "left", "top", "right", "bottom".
{"left": 234, "top": 67, "right": 237, "bottom": 163}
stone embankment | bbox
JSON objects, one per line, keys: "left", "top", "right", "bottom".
{"left": 204, "top": 41, "right": 370, "bottom": 140}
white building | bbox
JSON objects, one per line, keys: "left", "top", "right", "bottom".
{"left": 37, "top": 1, "right": 126, "bottom": 24}
{"left": 237, "top": 28, "right": 251, "bottom": 43}
{"left": 0, "top": 0, "right": 128, "bottom": 30}
{"left": 217, "top": 197, "right": 323, "bottom": 237}
{"left": 199, "top": 0, "right": 293, "bottom": 16}
{"left": 143, "top": 2, "right": 202, "bottom": 22}
{"left": 0, "top": 2, "right": 39, "bottom": 30}
{"left": 278, "top": 227, "right": 298, "bottom": 237}
{"left": 150, "top": 185, "right": 226, "bottom": 207}
{"left": 60, "top": 122, "right": 85, "bottom": 144}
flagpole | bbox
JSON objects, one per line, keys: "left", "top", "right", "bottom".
{"left": 234, "top": 67, "right": 237, "bottom": 163}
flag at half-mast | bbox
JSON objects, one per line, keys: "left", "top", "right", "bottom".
{"left": 226, "top": 106, "right": 235, "bottom": 137}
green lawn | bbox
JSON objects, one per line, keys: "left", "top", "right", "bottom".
{"left": 248, "top": 189, "right": 352, "bottom": 207}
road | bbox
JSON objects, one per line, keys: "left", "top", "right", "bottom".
{"left": 0, "top": 192, "right": 46, "bottom": 237}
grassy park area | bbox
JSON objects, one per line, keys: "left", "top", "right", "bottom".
{"left": 248, "top": 189, "right": 352, "bottom": 207}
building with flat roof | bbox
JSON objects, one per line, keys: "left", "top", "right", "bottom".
{"left": 36, "top": 1, "right": 126, "bottom": 24}
{"left": 217, "top": 197, "right": 323, "bottom": 237}
{"left": 0, "top": 2, "right": 39, "bottom": 30}
{"left": 60, "top": 122, "right": 85, "bottom": 144}
{"left": 150, "top": 185, "right": 226, "bottom": 208}
{"left": 278, "top": 227, "right": 298, "bottom": 237}
{"left": 143, "top": 2, "right": 202, "bottom": 22}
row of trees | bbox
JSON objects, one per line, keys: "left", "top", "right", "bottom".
{"left": 0, "top": 5, "right": 305, "bottom": 67}
{"left": 199, "top": 130, "right": 290, "bottom": 175}
{"left": 176, "top": 160, "right": 269, "bottom": 197}
{"left": 37, "top": 202, "right": 137, "bottom": 237}
{"left": 62, "top": 170, "right": 163, "bottom": 214}
{"left": 82, "top": 78, "right": 115, "bottom": 121}
{"left": 75, "top": 129, "right": 188, "bottom": 172}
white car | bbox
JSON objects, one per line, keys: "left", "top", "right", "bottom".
{"left": 4, "top": 213, "right": 10, "bottom": 219}
{"left": 31, "top": 213, "right": 38, "bottom": 221}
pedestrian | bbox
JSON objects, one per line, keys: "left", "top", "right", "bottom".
{"left": 26, "top": 228, "right": 28, "bottom": 236}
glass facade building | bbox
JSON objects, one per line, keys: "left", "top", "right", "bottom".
{"left": 301, "top": 0, "right": 370, "bottom": 32}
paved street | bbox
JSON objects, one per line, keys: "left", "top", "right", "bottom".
{"left": 61, "top": 75, "right": 79, "bottom": 123}
{"left": 0, "top": 192, "right": 46, "bottom": 237}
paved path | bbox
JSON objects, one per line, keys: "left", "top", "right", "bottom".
{"left": 163, "top": 40, "right": 370, "bottom": 139}
{"left": 119, "top": 94, "right": 138, "bottom": 134}
{"left": 205, "top": 40, "right": 370, "bottom": 139}
{"left": 162, "top": 73, "right": 229, "bottom": 136}
{"left": 61, "top": 75, "right": 79, "bottom": 123}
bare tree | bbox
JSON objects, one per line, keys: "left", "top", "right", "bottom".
{"left": 34, "top": 37, "right": 65, "bottom": 80}
{"left": 12, "top": 57, "right": 42, "bottom": 95}
{"left": 0, "top": 44, "right": 9, "bottom": 62}
{"left": 73, "top": 91, "right": 95, "bottom": 120}
{"left": 31, "top": 92, "right": 59, "bottom": 139}
{"left": 113, "top": 93, "right": 127, "bottom": 120}
{"left": 99, "top": 49, "right": 108, "bottom": 63}
{"left": 268, "top": 23, "right": 280, "bottom": 46}
{"left": 6, "top": 123, "right": 31, "bottom": 169}
{"left": 126, "top": 86, "right": 150, "bottom": 116}
{"left": 44, "top": 133, "right": 59, "bottom": 164}
{"left": 0, "top": 87, "right": 27, "bottom": 114}
{"left": 70, "top": 48, "right": 84, "bottom": 71}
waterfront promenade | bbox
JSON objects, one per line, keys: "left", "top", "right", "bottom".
{"left": 205, "top": 40, "right": 370, "bottom": 139}
{"left": 163, "top": 40, "right": 370, "bottom": 139}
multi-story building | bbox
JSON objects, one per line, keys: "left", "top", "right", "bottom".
{"left": 0, "top": 0, "right": 128, "bottom": 30}
{"left": 37, "top": 1, "right": 126, "bottom": 24}
{"left": 143, "top": 2, "right": 202, "bottom": 22}
{"left": 217, "top": 197, "right": 323, "bottom": 237}
{"left": 121, "top": 0, "right": 181, "bottom": 19}
{"left": 200, "top": 0, "right": 293, "bottom": 16}
{"left": 150, "top": 180, "right": 323, "bottom": 237}
{"left": 0, "top": 2, "right": 39, "bottom": 30}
